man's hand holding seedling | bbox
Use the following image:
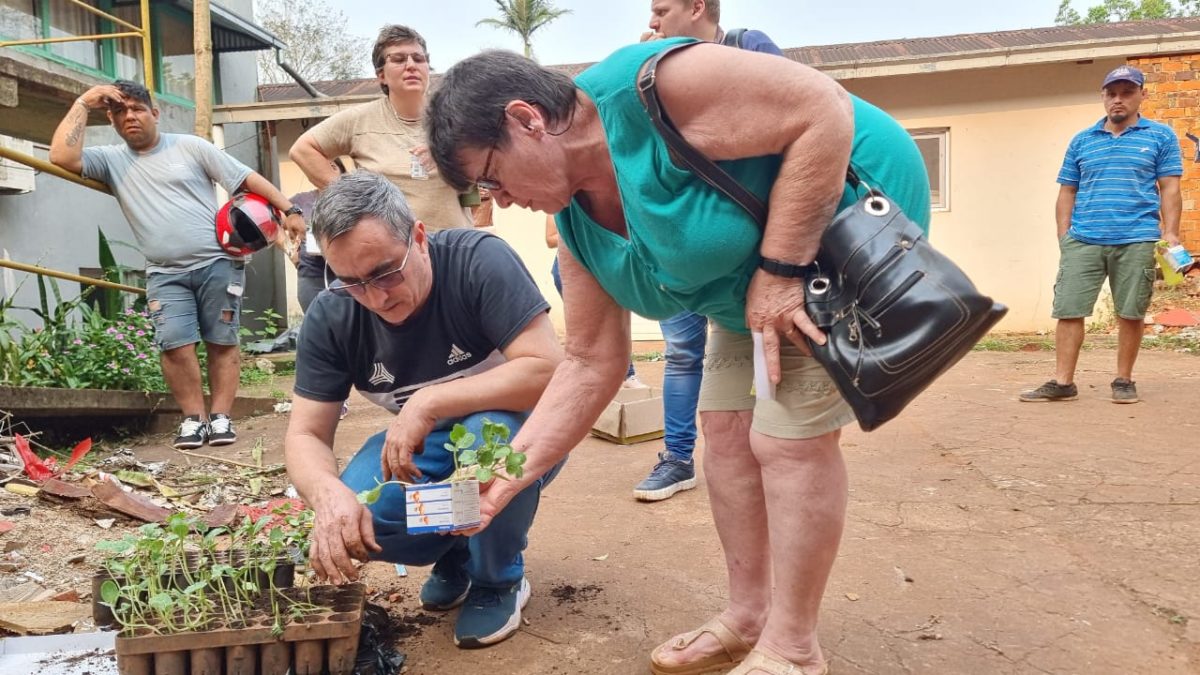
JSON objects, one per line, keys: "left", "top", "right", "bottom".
{"left": 380, "top": 392, "right": 439, "bottom": 482}
{"left": 308, "top": 480, "right": 381, "bottom": 584}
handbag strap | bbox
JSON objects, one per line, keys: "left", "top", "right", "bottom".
{"left": 635, "top": 42, "right": 863, "bottom": 229}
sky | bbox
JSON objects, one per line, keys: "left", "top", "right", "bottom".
{"left": 335, "top": 0, "right": 1070, "bottom": 74}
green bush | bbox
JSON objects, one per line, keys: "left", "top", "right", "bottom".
{"left": 0, "top": 299, "right": 165, "bottom": 392}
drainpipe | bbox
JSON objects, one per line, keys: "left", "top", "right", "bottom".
{"left": 275, "top": 48, "right": 325, "bottom": 99}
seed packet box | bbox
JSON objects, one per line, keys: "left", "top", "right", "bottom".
{"left": 404, "top": 479, "right": 481, "bottom": 534}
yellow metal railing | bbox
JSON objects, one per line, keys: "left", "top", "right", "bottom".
{"left": 0, "top": 0, "right": 154, "bottom": 92}
{"left": 0, "top": 144, "right": 111, "bottom": 195}
{"left": 0, "top": 259, "right": 145, "bottom": 295}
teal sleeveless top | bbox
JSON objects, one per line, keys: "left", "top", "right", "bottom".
{"left": 557, "top": 38, "right": 931, "bottom": 333}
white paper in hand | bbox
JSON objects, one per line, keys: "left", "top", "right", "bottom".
{"left": 752, "top": 331, "right": 775, "bottom": 401}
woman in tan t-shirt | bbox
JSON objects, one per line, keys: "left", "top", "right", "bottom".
{"left": 290, "top": 24, "right": 473, "bottom": 232}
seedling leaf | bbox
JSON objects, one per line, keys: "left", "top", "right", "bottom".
{"left": 358, "top": 483, "right": 384, "bottom": 505}
{"left": 149, "top": 593, "right": 173, "bottom": 612}
{"left": 100, "top": 579, "right": 119, "bottom": 606}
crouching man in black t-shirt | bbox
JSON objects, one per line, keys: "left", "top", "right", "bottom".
{"left": 284, "top": 171, "right": 564, "bottom": 649}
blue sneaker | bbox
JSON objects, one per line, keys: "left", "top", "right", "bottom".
{"left": 420, "top": 547, "right": 471, "bottom": 611}
{"left": 454, "top": 577, "right": 531, "bottom": 648}
{"left": 633, "top": 452, "right": 696, "bottom": 502}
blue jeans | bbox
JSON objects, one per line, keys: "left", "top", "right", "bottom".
{"left": 146, "top": 258, "right": 244, "bottom": 350}
{"left": 551, "top": 257, "right": 635, "bottom": 380}
{"left": 659, "top": 311, "right": 708, "bottom": 461}
{"left": 340, "top": 411, "right": 563, "bottom": 589}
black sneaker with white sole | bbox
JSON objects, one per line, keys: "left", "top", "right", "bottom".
{"left": 207, "top": 413, "right": 237, "bottom": 446}
{"left": 173, "top": 415, "right": 208, "bottom": 449}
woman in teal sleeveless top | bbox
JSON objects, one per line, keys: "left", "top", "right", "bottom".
{"left": 428, "top": 40, "right": 929, "bottom": 675}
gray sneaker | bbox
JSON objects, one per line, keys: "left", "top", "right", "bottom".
{"left": 420, "top": 546, "right": 471, "bottom": 611}
{"left": 1019, "top": 380, "right": 1078, "bottom": 402}
{"left": 1111, "top": 378, "right": 1139, "bottom": 404}
{"left": 633, "top": 452, "right": 697, "bottom": 501}
{"left": 454, "top": 577, "right": 531, "bottom": 649}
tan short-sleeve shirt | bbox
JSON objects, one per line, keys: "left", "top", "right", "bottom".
{"left": 307, "top": 97, "right": 471, "bottom": 232}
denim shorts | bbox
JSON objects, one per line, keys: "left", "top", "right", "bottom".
{"left": 1052, "top": 235, "right": 1157, "bottom": 320}
{"left": 697, "top": 324, "right": 855, "bottom": 440}
{"left": 146, "top": 258, "right": 245, "bottom": 350}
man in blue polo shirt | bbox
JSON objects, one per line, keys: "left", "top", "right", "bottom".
{"left": 1021, "top": 65, "right": 1182, "bottom": 404}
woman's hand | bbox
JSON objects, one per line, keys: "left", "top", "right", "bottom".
{"left": 454, "top": 473, "right": 525, "bottom": 536}
{"left": 745, "top": 269, "right": 826, "bottom": 382}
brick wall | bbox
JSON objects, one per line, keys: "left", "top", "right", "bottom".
{"left": 1130, "top": 55, "right": 1200, "bottom": 250}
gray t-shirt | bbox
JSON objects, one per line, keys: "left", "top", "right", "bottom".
{"left": 82, "top": 133, "right": 253, "bottom": 274}
{"left": 294, "top": 229, "right": 550, "bottom": 414}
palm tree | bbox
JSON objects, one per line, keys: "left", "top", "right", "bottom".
{"left": 476, "top": 0, "right": 572, "bottom": 59}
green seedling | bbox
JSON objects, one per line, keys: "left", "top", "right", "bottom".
{"left": 356, "top": 419, "right": 526, "bottom": 505}
{"left": 94, "top": 510, "right": 320, "bottom": 636}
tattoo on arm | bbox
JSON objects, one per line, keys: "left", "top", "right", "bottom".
{"left": 64, "top": 108, "right": 86, "bottom": 148}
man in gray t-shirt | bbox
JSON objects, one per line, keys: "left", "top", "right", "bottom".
{"left": 49, "top": 79, "right": 306, "bottom": 450}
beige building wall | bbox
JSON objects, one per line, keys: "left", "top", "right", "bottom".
{"left": 844, "top": 58, "right": 1125, "bottom": 331}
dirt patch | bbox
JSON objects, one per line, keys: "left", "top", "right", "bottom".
{"left": 390, "top": 611, "right": 442, "bottom": 639}
{"left": 4, "top": 352, "right": 1200, "bottom": 673}
{"left": 549, "top": 583, "right": 603, "bottom": 605}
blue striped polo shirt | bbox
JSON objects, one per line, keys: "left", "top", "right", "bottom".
{"left": 1057, "top": 115, "right": 1183, "bottom": 245}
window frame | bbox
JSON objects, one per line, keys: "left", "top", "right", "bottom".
{"left": 909, "top": 127, "right": 950, "bottom": 213}
{"left": 0, "top": 0, "right": 196, "bottom": 108}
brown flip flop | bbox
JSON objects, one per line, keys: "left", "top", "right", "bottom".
{"left": 649, "top": 616, "right": 753, "bottom": 675}
{"left": 726, "top": 649, "right": 829, "bottom": 675}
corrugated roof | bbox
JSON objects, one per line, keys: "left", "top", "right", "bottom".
{"left": 256, "top": 18, "right": 1200, "bottom": 102}
{"left": 786, "top": 17, "right": 1200, "bottom": 66}
{"left": 257, "top": 78, "right": 379, "bottom": 102}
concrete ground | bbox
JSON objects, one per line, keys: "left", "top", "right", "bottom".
{"left": 67, "top": 347, "right": 1200, "bottom": 674}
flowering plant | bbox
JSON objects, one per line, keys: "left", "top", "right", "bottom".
{"left": 0, "top": 294, "right": 164, "bottom": 392}
{"left": 57, "top": 305, "right": 165, "bottom": 391}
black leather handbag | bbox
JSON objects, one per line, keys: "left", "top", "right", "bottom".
{"left": 637, "top": 44, "right": 1008, "bottom": 431}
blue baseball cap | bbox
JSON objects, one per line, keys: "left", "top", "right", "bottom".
{"left": 1102, "top": 65, "right": 1145, "bottom": 89}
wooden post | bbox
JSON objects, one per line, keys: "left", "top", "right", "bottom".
{"left": 192, "top": 0, "right": 213, "bottom": 140}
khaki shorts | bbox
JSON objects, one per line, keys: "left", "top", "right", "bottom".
{"left": 1052, "top": 235, "right": 1157, "bottom": 320}
{"left": 697, "top": 324, "right": 855, "bottom": 440}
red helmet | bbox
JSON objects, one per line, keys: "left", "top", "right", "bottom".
{"left": 216, "top": 193, "right": 281, "bottom": 256}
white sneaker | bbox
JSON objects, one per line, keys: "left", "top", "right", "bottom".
{"left": 622, "top": 374, "right": 648, "bottom": 389}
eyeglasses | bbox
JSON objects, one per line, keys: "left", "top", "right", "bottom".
{"left": 382, "top": 52, "right": 428, "bottom": 66}
{"left": 477, "top": 142, "right": 501, "bottom": 191}
{"left": 475, "top": 109, "right": 508, "bottom": 191}
{"left": 324, "top": 230, "right": 415, "bottom": 297}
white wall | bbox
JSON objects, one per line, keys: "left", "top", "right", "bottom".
{"left": 844, "top": 58, "right": 1126, "bottom": 331}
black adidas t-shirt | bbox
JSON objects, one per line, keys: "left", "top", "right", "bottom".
{"left": 294, "top": 228, "right": 550, "bottom": 413}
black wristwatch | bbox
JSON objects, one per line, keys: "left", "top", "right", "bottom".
{"left": 283, "top": 205, "right": 303, "bottom": 217}
{"left": 759, "top": 256, "right": 816, "bottom": 278}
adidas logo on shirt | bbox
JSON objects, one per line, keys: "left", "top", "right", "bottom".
{"left": 368, "top": 362, "right": 395, "bottom": 386}
{"left": 446, "top": 344, "right": 473, "bottom": 365}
